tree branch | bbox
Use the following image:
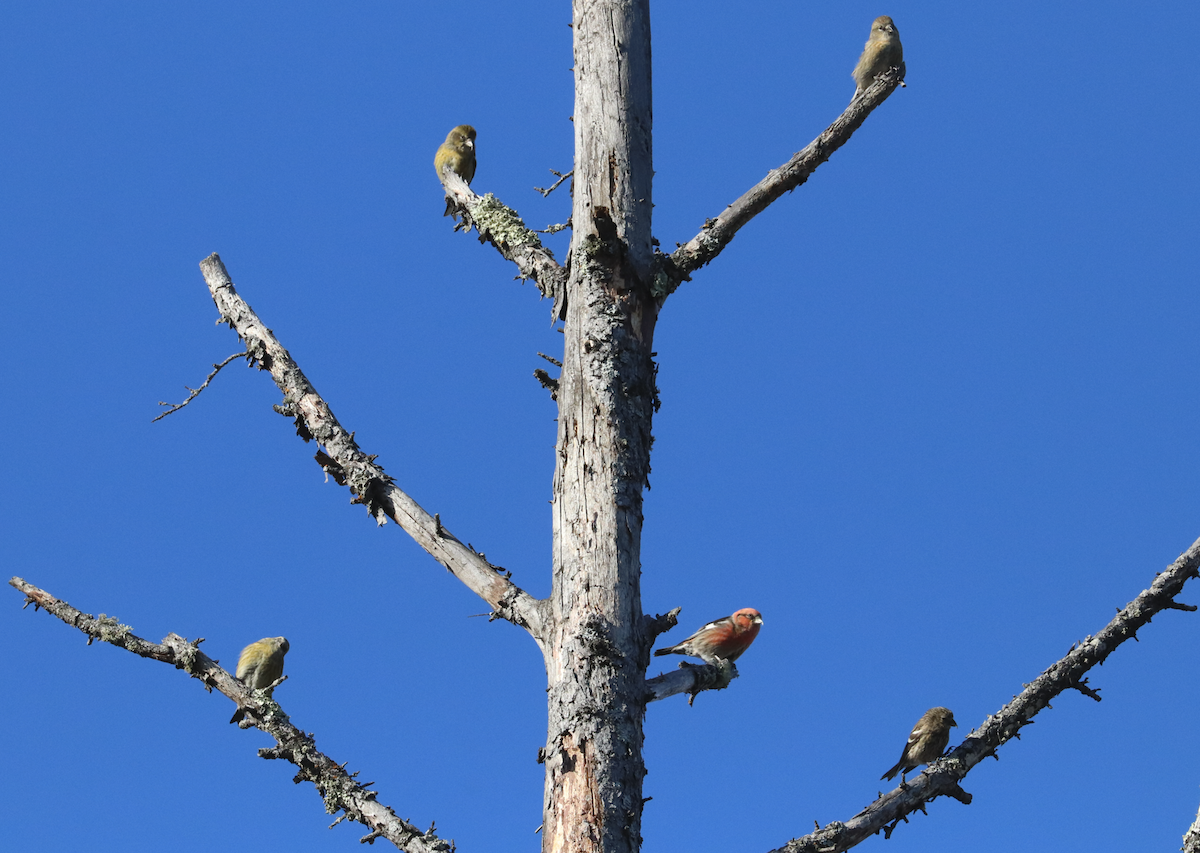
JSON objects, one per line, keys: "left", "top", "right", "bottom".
{"left": 645, "top": 657, "right": 738, "bottom": 706}
{"left": 533, "top": 168, "right": 573, "bottom": 198}
{"left": 440, "top": 170, "right": 568, "bottom": 322}
{"left": 644, "top": 606, "right": 681, "bottom": 641}
{"left": 8, "top": 577, "right": 453, "bottom": 853}
{"left": 197, "top": 253, "right": 548, "bottom": 644}
{"left": 153, "top": 350, "right": 249, "bottom": 421}
{"left": 768, "top": 535, "right": 1200, "bottom": 853}
{"left": 654, "top": 68, "right": 905, "bottom": 302}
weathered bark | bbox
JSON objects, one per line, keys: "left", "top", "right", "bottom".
{"left": 1185, "top": 799, "right": 1200, "bottom": 853}
{"left": 12, "top": 7, "right": 1195, "bottom": 850}
{"left": 438, "top": 169, "right": 567, "bottom": 319}
{"left": 8, "top": 578, "right": 452, "bottom": 852}
{"left": 197, "top": 254, "right": 548, "bottom": 642}
{"left": 655, "top": 66, "right": 905, "bottom": 301}
{"left": 645, "top": 659, "right": 738, "bottom": 704}
{"left": 540, "top": 3, "right": 656, "bottom": 853}
{"left": 768, "top": 536, "right": 1200, "bottom": 852}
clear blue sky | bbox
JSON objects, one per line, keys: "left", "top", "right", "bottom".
{"left": 3, "top": 2, "right": 1198, "bottom": 851}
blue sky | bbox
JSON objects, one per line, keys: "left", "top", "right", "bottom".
{"left": 3, "top": 2, "right": 1198, "bottom": 851}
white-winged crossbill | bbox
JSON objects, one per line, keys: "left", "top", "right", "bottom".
{"left": 852, "top": 16, "right": 903, "bottom": 97}
{"left": 881, "top": 706, "right": 957, "bottom": 782}
{"left": 653, "top": 607, "right": 763, "bottom": 664}
{"left": 229, "top": 636, "right": 289, "bottom": 724}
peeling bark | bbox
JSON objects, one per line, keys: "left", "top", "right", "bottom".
{"left": 540, "top": 3, "right": 656, "bottom": 853}
{"left": 8, "top": 578, "right": 452, "bottom": 852}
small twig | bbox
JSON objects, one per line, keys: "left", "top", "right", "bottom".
{"left": 537, "top": 352, "right": 563, "bottom": 367}
{"left": 645, "top": 606, "right": 681, "bottom": 641}
{"left": 534, "top": 168, "right": 573, "bottom": 197}
{"left": 533, "top": 369, "right": 559, "bottom": 399}
{"left": 153, "top": 351, "right": 248, "bottom": 422}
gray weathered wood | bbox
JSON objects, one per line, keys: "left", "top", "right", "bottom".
{"left": 645, "top": 659, "right": 738, "bottom": 704}
{"left": 198, "top": 253, "right": 548, "bottom": 643}
{"left": 766, "top": 536, "right": 1200, "bottom": 852}
{"left": 439, "top": 169, "right": 567, "bottom": 319}
{"left": 656, "top": 68, "right": 905, "bottom": 301}
{"left": 537, "top": 3, "right": 657, "bottom": 853}
{"left": 8, "top": 577, "right": 451, "bottom": 852}
{"left": 1184, "top": 799, "right": 1200, "bottom": 853}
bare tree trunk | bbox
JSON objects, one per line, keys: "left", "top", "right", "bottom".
{"left": 540, "top": 2, "right": 656, "bottom": 852}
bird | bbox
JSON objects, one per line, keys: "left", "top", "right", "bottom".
{"left": 229, "top": 636, "right": 290, "bottom": 724}
{"left": 852, "top": 15, "right": 903, "bottom": 97}
{"left": 653, "top": 608, "right": 763, "bottom": 664}
{"left": 434, "top": 124, "right": 477, "bottom": 215}
{"left": 881, "top": 706, "right": 957, "bottom": 782}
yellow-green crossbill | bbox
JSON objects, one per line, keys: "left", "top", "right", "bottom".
{"left": 881, "top": 706, "right": 957, "bottom": 782}
{"left": 434, "top": 124, "right": 477, "bottom": 208}
{"left": 852, "top": 16, "right": 903, "bottom": 97}
{"left": 229, "top": 636, "right": 289, "bottom": 724}
{"left": 434, "top": 125, "right": 477, "bottom": 184}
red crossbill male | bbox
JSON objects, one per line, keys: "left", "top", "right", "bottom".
{"left": 881, "top": 706, "right": 957, "bottom": 782}
{"left": 229, "top": 636, "right": 289, "bottom": 724}
{"left": 653, "top": 607, "right": 763, "bottom": 664}
{"left": 852, "top": 16, "right": 903, "bottom": 97}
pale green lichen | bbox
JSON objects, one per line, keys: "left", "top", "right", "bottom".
{"left": 173, "top": 638, "right": 200, "bottom": 673}
{"left": 261, "top": 698, "right": 290, "bottom": 724}
{"left": 576, "top": 233, "right": 615, "bottom": 284}
{"left": 95, "top": 613, "right": 132, "bottom": 644}
{"left": 472, "top": 194, "right": 547, "bottom": 255}
{"left": 650, "top": 265, "right": 674, "bottom": 300}
{"left": 697, "top": 230, "right": 721, "bottom": 255}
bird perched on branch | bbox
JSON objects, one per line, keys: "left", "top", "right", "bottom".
{"left": 653, "top": 608, "right": 763, "bottom": 664}
{"left": 229, "top": 636, "right": 290, "bottom": 724}
{"left": 881, "top": 706, "right": 957, "bottom": 782}
{"left": 434, "top": 124, "right": 477, "bottom": 215}
{"left": 852, "top": 15, "right": 903, "bottom": 97}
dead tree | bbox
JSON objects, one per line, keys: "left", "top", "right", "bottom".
{"left": 11, "top": 3, "right": 1198, "bottom": 853}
